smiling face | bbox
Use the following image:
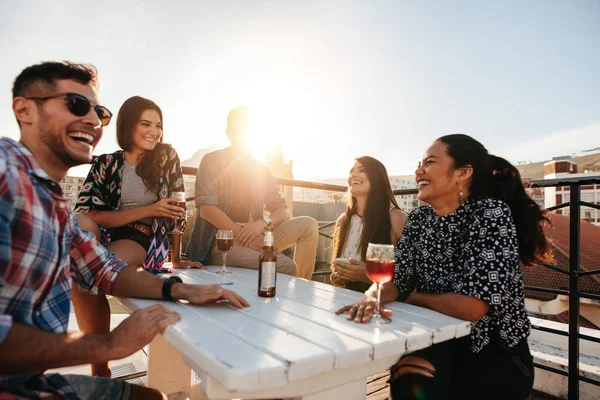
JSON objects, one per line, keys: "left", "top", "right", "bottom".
{"left": 130, "top": 109, "right": 162, "bottom": 153}
{"left": 415, "top": 140, "right": 472, "bottom": 208}
{"left": 348, "top": 160, "right": 371, "bottom": 197}
{"left": 31, "top": 79, "right": 103, "bottom": 167}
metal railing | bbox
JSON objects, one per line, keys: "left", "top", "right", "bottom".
{"left": 525, "top": 176, "right": 600, "bottom": 399}
{"left": 182, "top": 166, "right": 600, "bottom": 399}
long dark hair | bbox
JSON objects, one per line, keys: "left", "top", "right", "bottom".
{"left": 438, "top": 134, "right": 550, "bottom": 266}
{"left": 116, "top": 96, "right": 165, "bottom": 192}
{"left": 333, "top": 156, "right": 400, "bottom": 261}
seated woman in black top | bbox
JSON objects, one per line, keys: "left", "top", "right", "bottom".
{"left": 337, "top": 134, "right": 549, "bottom": 400}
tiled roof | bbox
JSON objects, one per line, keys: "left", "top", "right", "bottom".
{"left": 523, "top": 214, "right": 600, "bottom": 301}
{"left": 543, "top": 310, "right": 598, "bottom": 330}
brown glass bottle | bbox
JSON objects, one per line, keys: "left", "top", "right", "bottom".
{"left": 258, "top": 224, "right": 277, "bottom": 297}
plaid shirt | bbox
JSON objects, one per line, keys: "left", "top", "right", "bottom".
{"left": 0, "top": 138, "right": 127, "bottom": 399}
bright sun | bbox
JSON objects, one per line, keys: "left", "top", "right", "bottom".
{"left": 242, "top": 91, "right": 301, "bottom": 164}
{"left": 216, "top": 67, "right": 324, "bottom": 178}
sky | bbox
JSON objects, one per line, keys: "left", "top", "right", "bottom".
{"left": 1, "top": 0, "right": 599, "bottom": 180}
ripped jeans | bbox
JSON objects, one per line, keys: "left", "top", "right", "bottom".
{"left": 389, "top": 337, "right": 534, "bottom": 400}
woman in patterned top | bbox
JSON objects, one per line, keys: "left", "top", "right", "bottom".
{"left": 330, "top": 156, "right": 407, "bottom": 292}
{"left": 337, "top": 134, "right": 549, "bottom": 399}
{"left": 72, "top": 96, "right": 203, "bottom": 377}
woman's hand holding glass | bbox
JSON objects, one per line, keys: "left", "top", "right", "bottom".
{"left": 166, "top": 192, "right": 187, "bottom": 234}
{"left": 148, "top": 197, "right": 186, "bottom": 220}
{"left": 332, "top": 258, "right": 369, "bottom": 283}
{"left": 337, "top": 243, "right": 396, "bottom": 324}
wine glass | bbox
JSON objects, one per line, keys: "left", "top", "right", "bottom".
{"left": 167, "top": 192, "right": 187, "bottom": 234}
{"left": 365, "top": 243, "right": 395, "bottom": 325}
{"left": 215, "top": 230, "right": 234, "bottom": 276}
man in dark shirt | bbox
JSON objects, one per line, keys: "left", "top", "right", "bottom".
{"left": 188, "top": 107, "right": 318, "bottom": 278}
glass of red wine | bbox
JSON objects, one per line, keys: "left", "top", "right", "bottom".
{"left": 215, "top": 230, "right": 234, "bottom": 276}
{"left": 167, "top": 192, "right": 187, "bottom": 234}
{"left": 365, "top": 243, "right": 395, "bottom": 325}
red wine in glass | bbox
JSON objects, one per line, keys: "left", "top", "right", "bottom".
{"left": 216, "top": 238, "right": 234, "bottom": 252}
{"left": 216, "top": 230, "right": 234, "bottom": 277}
{"left": 169, "top": 200, "right": 187, "bottom": 223}
{"left": 168, "top": 192, "right": 187, "bottom": 234}
{"left": 169, "top": 200, "right": 187, "bottom": 209}
{"left": 365, "top": 259, "right": 395, "bottom": 284}
{"left": 364, "top": 243, "right": 395, "bottom": 325}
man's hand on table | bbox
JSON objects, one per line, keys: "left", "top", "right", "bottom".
{"left": 109, "top": 304, "right": 180, "bottom": 360}
{"left": 173, "top": 283, "right": 250, "bottom": 309}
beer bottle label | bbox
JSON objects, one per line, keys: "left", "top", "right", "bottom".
{"left": 260, "top": 261, "right": 276, "bottom": 291}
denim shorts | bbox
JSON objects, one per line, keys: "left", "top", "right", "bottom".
{"left": 109, "top": 224, "right": 151, "bottom": 252}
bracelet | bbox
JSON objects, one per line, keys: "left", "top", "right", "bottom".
{"left": 162, "top": 276, "right": 183, "bottom": 301}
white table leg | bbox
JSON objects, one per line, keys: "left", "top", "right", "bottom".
{"left": 147, "top": 333, "right": 191, "bottom": 395}
{"left": 299, "top": 378, "right": 365, "bottom": 400}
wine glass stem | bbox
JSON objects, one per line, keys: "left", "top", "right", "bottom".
{"left": 222, "top": 252, "right": 227, "bottom": 274}
{"left": 375, "top": 283, "right": 382, "bottom": 318}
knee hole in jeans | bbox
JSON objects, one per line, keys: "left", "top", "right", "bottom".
{"left": 390, "top": 372, "right": 437, "bottom": 400}
{"left": 391, "top": 358, "right": 436, "bottom": 380}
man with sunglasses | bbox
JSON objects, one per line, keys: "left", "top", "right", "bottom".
{"left": 0, "top": 62, "right": 249, "bottom": 399}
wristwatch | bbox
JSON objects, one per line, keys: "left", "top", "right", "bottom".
{"left": 263, "top": 215, "right": 272, "bottom": 225}
{"left": 162, "top": 276, "right": 183, "bottom": 302}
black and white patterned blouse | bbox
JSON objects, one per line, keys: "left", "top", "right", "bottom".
{"left": 393, "top": 197, "right": 531, "bottom": 353}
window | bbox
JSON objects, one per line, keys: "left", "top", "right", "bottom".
{"left": 582, "top": 193, "right": 595, "bottom": 203}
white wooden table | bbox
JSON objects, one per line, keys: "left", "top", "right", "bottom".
{"left": 118, "top": 266, "right": 470, "bottom": 399}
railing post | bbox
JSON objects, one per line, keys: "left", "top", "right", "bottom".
{"left": 568, "top": 184, "right": 581, "bottom": 399}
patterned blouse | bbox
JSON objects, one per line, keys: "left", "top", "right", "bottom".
{"left": 74, "top": 143, "right": 185, "bottom": 271}
{"left": 393, "top": 197, "right": 531, "bottom": 352}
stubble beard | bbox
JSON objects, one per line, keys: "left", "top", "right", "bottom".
{"left": 37, "top": 111, "right": 92, "bottom": 168}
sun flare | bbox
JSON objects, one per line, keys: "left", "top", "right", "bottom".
{"left": 241, "top": 87, "right": 305, "bottom": 164}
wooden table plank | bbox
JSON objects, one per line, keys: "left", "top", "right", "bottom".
{"left": 117, "top": 298, "right": 287, "bottom": 390}
{"left": 118, "top": 266, "right": 470, "bottom": 397}
{"left": 176, "top": 270, "right": 374, "bottom": 370}
{"left": 176, "top": 268, "right": 414, "bottom": 360}
{"left": 211, "top": 267, "right": 468, "bottom": 346}
{"left": 232, "top": 267, "right": 472, "bottom": 340}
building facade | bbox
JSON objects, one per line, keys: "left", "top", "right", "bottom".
{"left": 390, "top": 177, "right": 419, "bottom": 214}
{"left": 59, "top": 176, "right": 86, "bottom": 210}
{"left": 264, "top": 145, "right": 294, "bottom": 215}
{"left": 543, "top": 157, "right": 600, "bottom": 226}
{"left": 293, "top": 176, "right": 419, "bottom": 213}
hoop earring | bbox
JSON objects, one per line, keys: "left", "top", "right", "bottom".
{"left": 459, "top": 187, "right": 464, "bottom": 204}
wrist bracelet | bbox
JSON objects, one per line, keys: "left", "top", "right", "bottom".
{"left": 162, "top": 276, "right": 183, "bottom": 301}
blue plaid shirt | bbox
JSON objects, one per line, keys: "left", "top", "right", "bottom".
{"left": 0, "top": 138, "right": 127, "bottom": 398}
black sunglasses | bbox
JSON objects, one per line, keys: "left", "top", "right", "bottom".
{"left": 26, "top": 92, "right": 113, "bottom": 127}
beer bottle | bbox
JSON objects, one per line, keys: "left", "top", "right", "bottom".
{"left": 258, "top": 224, "right": 277, "bottom": 297}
